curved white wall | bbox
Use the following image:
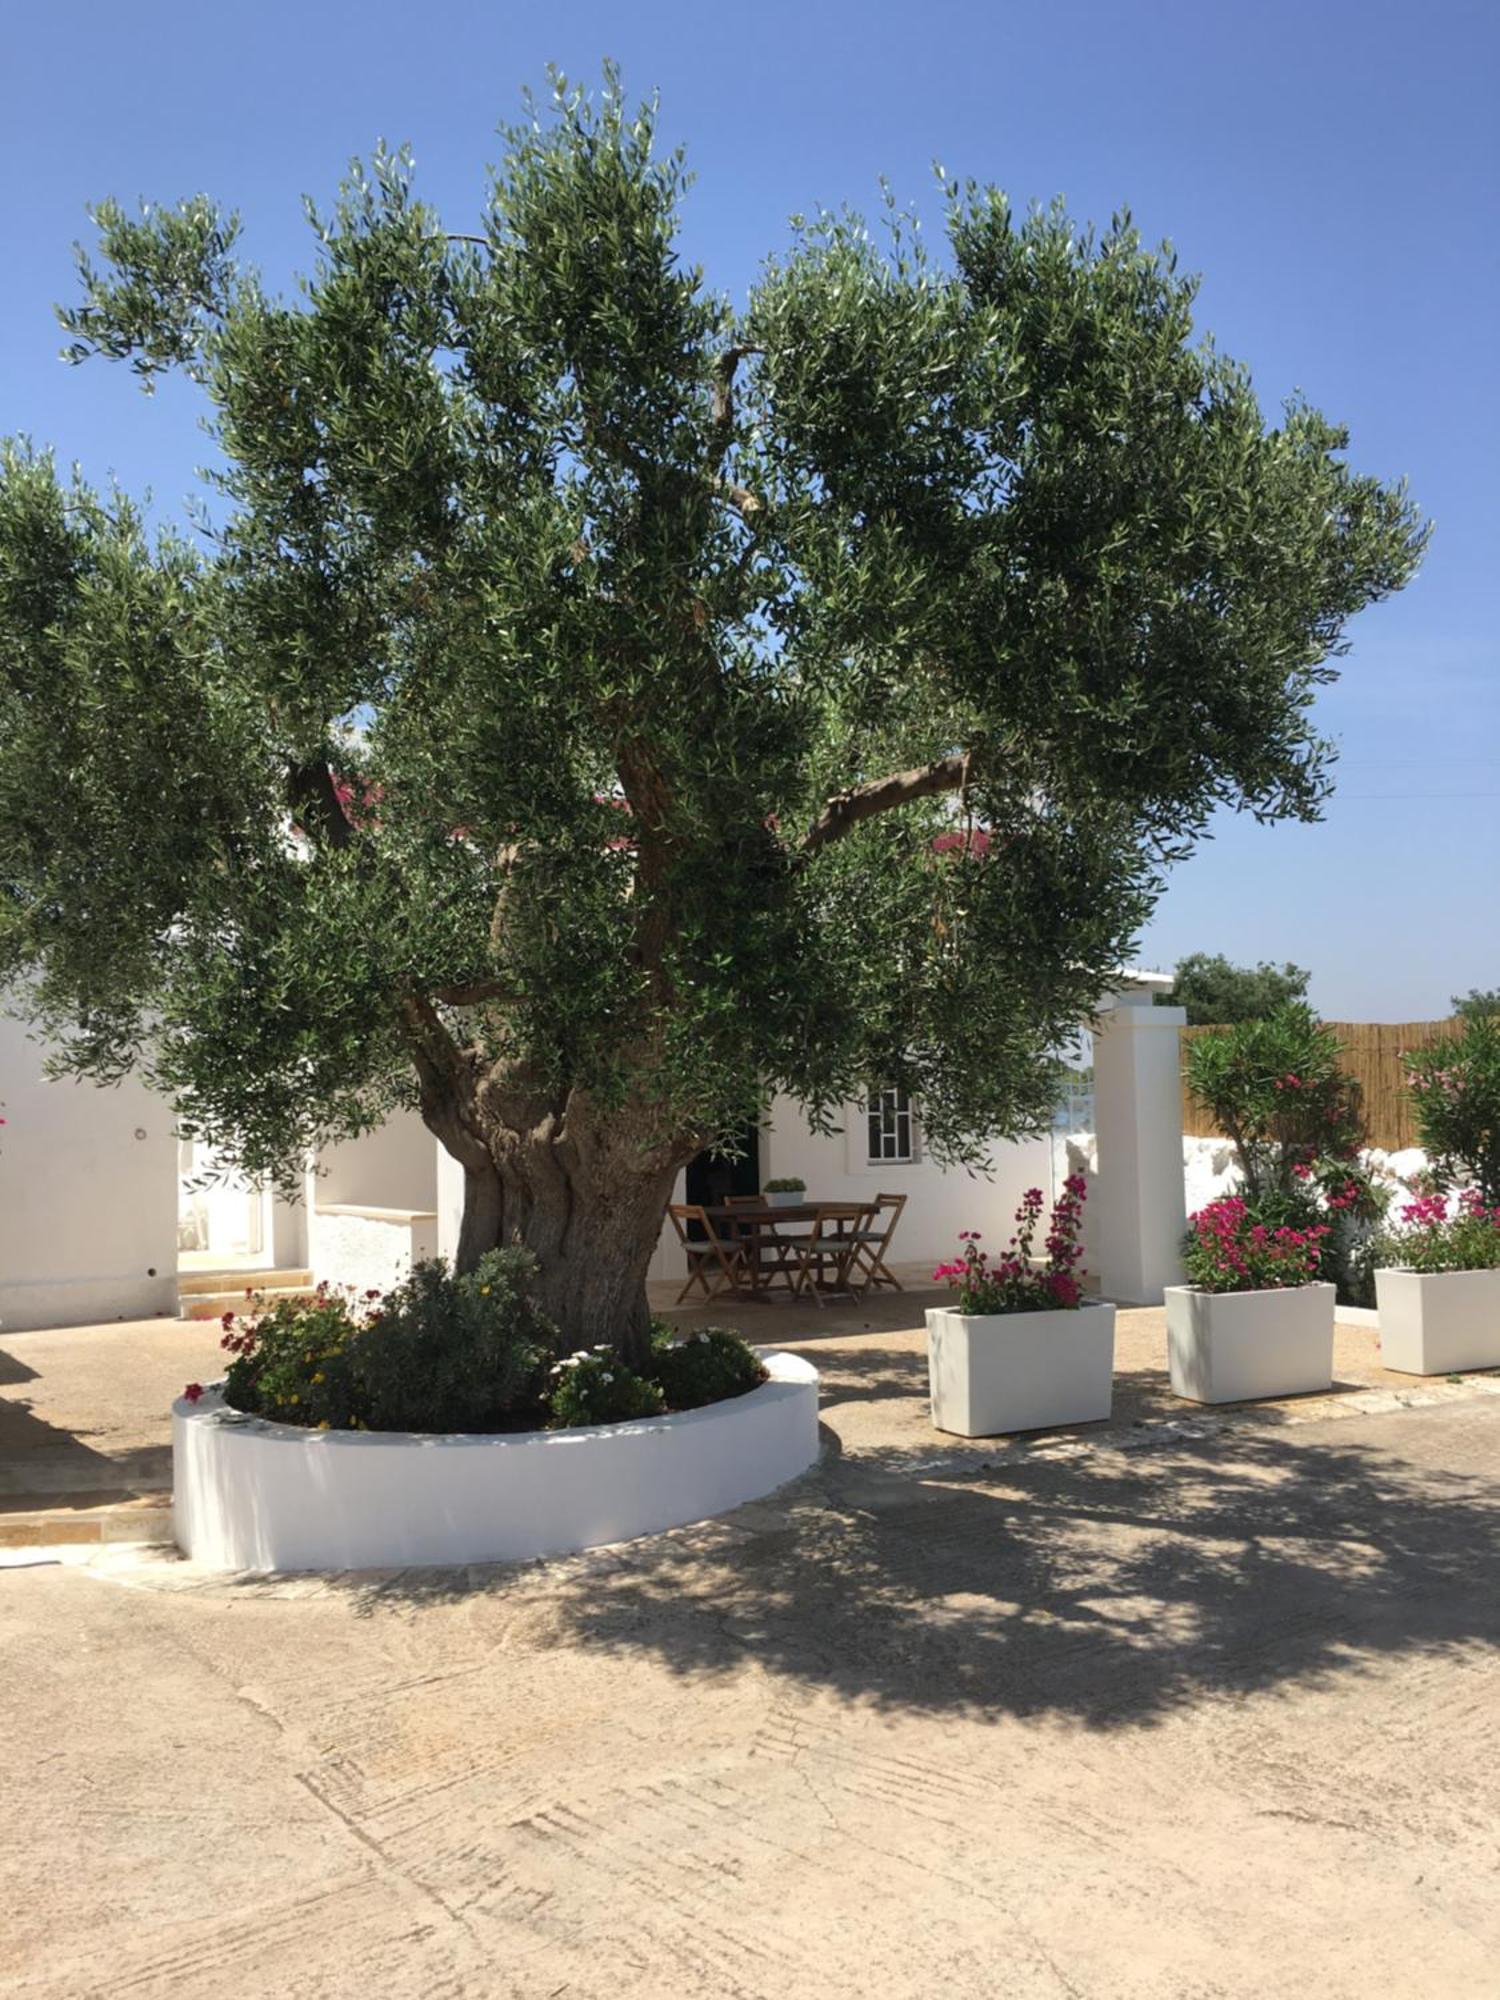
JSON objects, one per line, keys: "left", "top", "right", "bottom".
{"left": 173, "top": 1350, "right": 820, "bottom": 1571}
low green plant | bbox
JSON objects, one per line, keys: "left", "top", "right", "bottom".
{"left": 1403, "top": 1014, "right": 1500, "bottom": 1206}
{"left": 762, "top": 1177, "right": 806, "bottom": 1194}
{"left": 346, "top": 1250, "right": 559, "bottom": 1432}
{"left": 209, "top": 1261, "right": 770, "bottom": 1433}
{"left": 649, "top": 1324, "right": 768, "bottom": 1409}
{"left": 217, "top": 1250, "right": 560, "bottom": 1432}
{"left": 547, "top": 1348, "right": 667, "bottom": 1427}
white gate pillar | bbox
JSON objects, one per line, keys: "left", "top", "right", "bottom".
{"left": 1092, "top": 1000, "right": 1187, "bottom": 1305}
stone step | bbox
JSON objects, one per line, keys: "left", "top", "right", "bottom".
{"left": 0, "top": 1494, "right": 172, "bottom": 1549}
{"left": 178, "top": 1266, "right": 313, "bottom": 1296}
{"left": 180, "top": 1284, "right": 317, "bottom": 1321}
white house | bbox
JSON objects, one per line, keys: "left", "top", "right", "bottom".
{"left": 0, "top": 973, "right": 1186, "bottom": 1330}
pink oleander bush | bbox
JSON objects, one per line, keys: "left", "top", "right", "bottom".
{"left": 933, "top": 1175, "right": 1089, "bottom": 1314}
{"left": 1374, "top": 1188, "right": 1500, "bottom": 1276}
{"left": 1182, "top": 1195, "right": 1328, "bottom": 1294}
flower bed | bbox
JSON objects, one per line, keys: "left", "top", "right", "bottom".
{"left": 173, "top": 1350, "right": 820, "bottom": 1572}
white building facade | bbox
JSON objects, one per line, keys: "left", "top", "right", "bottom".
{"left": 1, "top": 977, "right": 1187, "bottom": 1330}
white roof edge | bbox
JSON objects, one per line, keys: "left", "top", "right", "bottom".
{"left": 1107, "top": 965, "right": 1176, "bottom": 993}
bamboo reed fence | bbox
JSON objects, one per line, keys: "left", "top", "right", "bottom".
{"left": 1179, "top": 1018, "right": 1462, "bottom": 1153}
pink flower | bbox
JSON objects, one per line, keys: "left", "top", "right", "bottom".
{"left": 183, "top": 1382, "right": 204, "bottom": 1404}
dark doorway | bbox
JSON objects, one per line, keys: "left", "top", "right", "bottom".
{"left": 685, "top": 1123, "right": 761, "bottom": 1217}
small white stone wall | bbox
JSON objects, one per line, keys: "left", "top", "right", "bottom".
{"left": 1179, "top": 1136, "right": 1430, "bottom": 1216}
{"left": 309, "top": 1206, "right": 439, "bottom": 1297}
{"left": 1063, "top": 1131, "right": 1432, "bottom": 1232}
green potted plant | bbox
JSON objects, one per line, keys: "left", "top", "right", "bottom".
{"left": 925, "top": 1176, "right": 1114, "bottom": 1436}
{"left": 1181, "top": 1004, "right": 1383, "bottom": 1305}
{"left": 763, "top": 1177, "right": 807, "bottom": 1210}
{"left": 1165, "top": 1198, "right": 1334, "bottom": 1403}
{"left": 1373, "top": 1190, "right": 1500, "bottom": 1375}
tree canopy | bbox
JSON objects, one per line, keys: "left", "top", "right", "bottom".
{"left": 1162, "top": 953, "right": 1313, "bottom": 1025}
{"left": 1452, "top": 989, "right": 1500, "bottom": 1022}
{"left": 0, "top": 71, "right": 1427, "bottom": 1350}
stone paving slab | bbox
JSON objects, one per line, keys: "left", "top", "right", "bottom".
{"left": 3, "top": 1394, "right": 1499, "bottom": 1998}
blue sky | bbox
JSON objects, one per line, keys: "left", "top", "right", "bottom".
{"left": 3, "top": 0, "right": 1495, "bottom": 1020}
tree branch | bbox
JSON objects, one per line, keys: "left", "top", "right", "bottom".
{"left": 709, "top": 344, "right": 764, "bottom": 451}
{"left": 431, "top": 979, "right": 511, "bottom": 1008}
{"left": 711, "top": 475, "right": 765, "bottom": 520}
{"left": 287, "top": 761, "right": 354, "bottom": 850}
{"left": 799, "top": 753, "right": 971, "bottom": 860}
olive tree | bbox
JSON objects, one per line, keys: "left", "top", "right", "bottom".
{"left": 0, "top": 75, "right": 1425, "bottom": 1361}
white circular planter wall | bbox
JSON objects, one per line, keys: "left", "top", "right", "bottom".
{"left": 172, "top": 1350, "right": 819, "bottom": 1573}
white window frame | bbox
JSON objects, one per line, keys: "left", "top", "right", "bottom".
{"left": 865, "top": 1085, "right": 919, "bottom": 1166}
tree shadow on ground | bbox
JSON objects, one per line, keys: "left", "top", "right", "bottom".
{"left": 0, "top": 1367, "right": 169, "bottom": 1505}
{"left": 324, "top": 1404, "right": 1500, "bottom": 1731}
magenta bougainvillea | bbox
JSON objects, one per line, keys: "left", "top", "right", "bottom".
{"left": 934, "top": 1175, "right": 1090, "bottom": 1315}
{"left": 1376, "top": 1188, "right": 1500, "bottom": 1276}
{"left": 1182, "top": 1195, "right": 1328, "bottom": 1294}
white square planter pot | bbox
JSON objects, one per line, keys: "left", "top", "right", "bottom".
{"left": 1164, "top": 1282, "right": 1335, "bottom": 1404}
{"left": 1375, "top": 1267, "right": 1500, "bottom": 1375}
{"left": 925, "top": 1302, "right": 1116, "bottom": 1438}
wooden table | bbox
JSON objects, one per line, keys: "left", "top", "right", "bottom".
{"left": 701, "top": 1201, "right": 871, "bottom": 1304}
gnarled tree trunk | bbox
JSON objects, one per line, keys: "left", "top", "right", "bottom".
{"left": 412, "top": 1032, "right": 696, "bottom": 1369}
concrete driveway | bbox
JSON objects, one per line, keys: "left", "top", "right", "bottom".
{"left": 3, "top": 1348, "right": 1499, "bottom": 1997}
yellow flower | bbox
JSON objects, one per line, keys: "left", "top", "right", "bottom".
{"left": 480, "top": 1285, "right": 491, "bottom": 1296}
{"left": 317, "top": 1419, "right": 330, "bottom": 1430}
{"left": 312, "top": 1372, "right": 325, "bottom": 1384}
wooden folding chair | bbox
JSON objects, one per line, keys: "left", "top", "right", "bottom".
{"left": 774, "top": 1209, "right": 831, "bottom": 1306}
{"left": 722, "top": 1193, "right": 773, "bottom": 1289}
{"left": 846, "top": 1192, "right": 908, "bottom": 1292}
{"left": 801, "top": 1202, "right": 880, "bottom": 1301}
{"left": 667, "top": 1203, "right": 753, "bottom": 1305}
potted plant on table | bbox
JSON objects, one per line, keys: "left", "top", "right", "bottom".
{"left": 763, "top": 1177, "right": 807, "bottom": 1210}
{"left": 1372, "top": 1189, "right": 1500, "bottom": 1375}
{"left": 1165, "top": 1197, "right": 1334, "bottom": 1402}
{"left": 926, "top": 1175, "right": 1115, "bottom": 1437}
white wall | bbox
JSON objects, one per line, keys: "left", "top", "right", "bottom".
{"left": 1090, "top": 1001, "right": 1188, "bottom": 1304}
{"left": 641, "top": 1093, "right": 1053, "bottom": 1285}
{"left": 0, "top": 1012, "right": 179, "bottom": 1329}
{"left": 309, "top": 1107, "right": 439, "bottom": 1292}
{"left": 762, "top": 1094, "right": 1054, "bottom": 1271}
{"left": 313, "top": 1107, "right": 438, "bottom": 1212}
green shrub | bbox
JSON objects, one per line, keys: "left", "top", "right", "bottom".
{"left": 348, "top": 1250, "right": 559, "bottom": 1432}
{"left": 219, "top": 1250, "right": 559, "bottom": 1432}
{"left": 1403, "top": 1014, "right": 1500, "bottom": 1206}
{"left": 215, "top": 1262, "right": 770, "bottom": 1434}
{"left": 547, "top": 1348, "right": 667, "bottom": 1427}
{"left": 762, "top": 1177, "right": 805, "bottom": 1194}
{"left": 649, "top": 1324, "right": 768, "bottom": 1409}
